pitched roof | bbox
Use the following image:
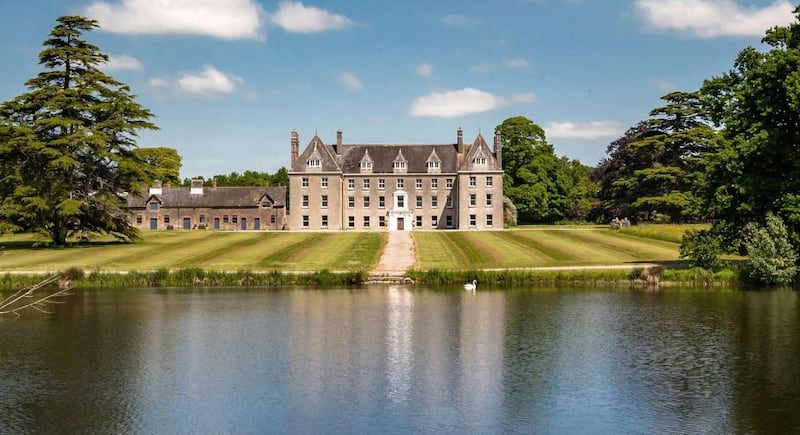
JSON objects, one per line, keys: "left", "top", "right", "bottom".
{"left": 460, "top": 133, "right": 502, "bottom": 171}
{"left": 127, "top": 186, "right": 286, "bottom": 208}
{"left": 337, "top": 144, "right": 460, "bottom": 173}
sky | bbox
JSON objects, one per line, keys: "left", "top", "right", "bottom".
{"left": 0, "top": 0, "right": 796, "bottom": 178}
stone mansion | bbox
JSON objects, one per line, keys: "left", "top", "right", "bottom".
{"left": 288, "top": 128, "right": 504, "bottom": 231}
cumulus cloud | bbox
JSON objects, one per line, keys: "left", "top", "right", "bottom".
{"left": 634, "top": 0, "right": 795, "bottom": 38}
{"left": 103, "top": 54, "right": 143, "bottom": 71}
{"left": 410, "top": 88, "right": 505, "bottom": 118}
{"left": 84, "top": 0, "right": 265, "bottom": 40}
{"left": 441, "top": 13, "right": 474, "bottom": 28}
{"left": 416, "top": 63, "right": 433, "bottom": 77}
{"left": 147, "top": 77, "right": 169, "bottom": 88}
{"left": 512, "top": 93, "right": 537, "bottom": 103}
{"left": 178, "top": 66, "right": 243, "bottom": 95}
{"left": 338, "top": 72, "right": 363, "bottom": 91}
{"left": 271, "top": 1, "right": 352, "bottom": 33}
{"left": 544, "top": 121, "right": 624, "bottom": 139}
{"left": 503, "top": 58, "right": 530, "bottom": 68}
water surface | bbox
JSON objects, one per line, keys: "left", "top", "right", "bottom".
{"left": 1, "top": 287, "right": 798, "bottom": 434}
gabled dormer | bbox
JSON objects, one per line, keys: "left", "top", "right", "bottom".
{"left": 392, "top": 149, "right": 408, "bottom": 174}
{"left": 360, "top": 150, "right": 373, "bottom": 174}
{"left": 426, "top": 149, "right": 442, "bottom": 173}
{"left": 291, "top": 133, "right": 342, "bottom": 173}
{"left": 460, "top": 133, "right": 500, "bottom": 171}
{"left": 306, "top": 146, "right": 323, "bottom": 171}
{"left": 259, "top": 193, "right": 274, "bottom": 209}
{"left": 145, "top": 194, "right": 163, "bottom": 211}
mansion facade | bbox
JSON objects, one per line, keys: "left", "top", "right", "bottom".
{"left": 287, "top": 128, "right": 504, "bottom": 231}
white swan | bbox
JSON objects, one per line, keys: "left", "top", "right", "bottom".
{"left": 463, "top": 279, "right": 477, "bottom": 291}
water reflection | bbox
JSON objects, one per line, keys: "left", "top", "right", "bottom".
{"left": 0, "top": 287, "right": 799, "bottom": 434}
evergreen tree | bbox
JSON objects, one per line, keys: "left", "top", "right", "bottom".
{"left": 0, "top": 16, "right": 157, "bottom": 245}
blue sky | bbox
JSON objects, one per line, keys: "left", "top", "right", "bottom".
{"left": 0, "top": 0, "right": 796, "bottom": 178}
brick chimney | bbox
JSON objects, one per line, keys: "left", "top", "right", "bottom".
{"left": 291, "top": 130, "right": 299, "bottom": 167}
{"left": 336, "top": 129, "right": 342, "bottom": 154}
{"left": 494, "top": 130, "right": 502, "bottom": 167}
{"left": 211, "top": 178, "right": 217, "bottom": 189}
{"left": 190, "top": 179, "right": 203, "bottom": 195}
{"left": 457, "top": 127, "right": 464, "bottom": 153}
{"left": 149, "top": 180, "right": 163, "bottom": 195}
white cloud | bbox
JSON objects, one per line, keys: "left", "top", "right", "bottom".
{"left": 338, "top": 72, "right": 363, "bottom": 91}
{"left": 103, "top": 54, "right": 143, "bottom": 71}
{"left": 441, "top": 14, "right": 474, "bottom": 28}
{"left": 504, "top": 58, "right": 530, "bottom": 68}
{"left": 84, "top": 0, "right": 265, "bottom": 40}
{"left": 147, "top": 77, "right": 169, "bottom": 88}
{"left": 655, "top": 79, "right": 678, "bottom": 92}
{"left": 178, "top": 66, "right": 242, "bottom": 95}
{"left": 469, "top": 63, "right": 491, "bottom": 74}
{"left": 410, "top": 88, "right": 505, "bottom": 118}
{"left": 271, "top": 1, "right": 352, "bottom": 34}
{"left": 545, "top": 121, "right": 624, "bottom": 139}
{"left": 512, "top": 93, "right": 537, "bottom": 103}
{"left": 634, "top": 0, "right": 795, "bottom": 38}
{"left": 416, "top": 63, "right": 433, "bottom": 77}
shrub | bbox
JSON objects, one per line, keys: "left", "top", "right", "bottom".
{"left": 742, "top": 213, "right": 797, "bottom": 285}
{"left": 679, "top": 229, "right": 721, "bottom": 270}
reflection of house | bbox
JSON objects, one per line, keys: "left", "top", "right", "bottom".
{"left": 288, "top": 128, "right": 504, "bottom": 231}
{"left": 127, "top": 180, "right": 286, "bottom": 231}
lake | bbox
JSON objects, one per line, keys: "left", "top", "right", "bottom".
{"left": 1, "top": 286, "right": 798, "bottom": 434}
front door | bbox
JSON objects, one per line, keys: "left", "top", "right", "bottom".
{"left": 254, "top": 218, "right": 260, "bottom": 230}
{"left": 214, "top": 217, "right": 220, "bottom": 229}
{"left": 150, "top": 218, "right": 158, "bottom": 230}
{"left": 241, "top": 218, "right": 247, "bottom": 230}
{"left": 398, "top": 217, "right": 404, "bottom": 231}
{"left": 183, "top": 217, "right": 191, "bottom": 229}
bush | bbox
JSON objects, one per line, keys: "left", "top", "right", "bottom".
{"left": 679, "top": 229, "right": 721, "bottom": 270}
{"left": 742, "top": 213, "right": 797, "bottom": 285}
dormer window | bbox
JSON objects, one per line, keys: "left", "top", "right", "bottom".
{"left": 393, "top": 150, "right": 408, "bottom": 174}
{"left": 360, "top": 150, "right": 373, "bottom": 174}
{"left": 427, "top": 161, "right": 440, "bottom": 169}
{"left": 474, "top": 157, "right": 487, "bottom": 165}
{"left": 361, "top": 161, "right": 372, "bottom": 170}
{"left": 262, "top": 202, "right": 272, "bottom": 209}
{"left": 426, "top": 149, "right": 442, "bottom": 173}
{"left": 394, "top": 161, "right": 406, "bottom": 169}
{"left": 307, "top": 158, "right": 321, "bottom": 168}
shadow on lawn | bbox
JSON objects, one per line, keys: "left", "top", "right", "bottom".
{"left": 0, "top": 239, "right": 131, "bottom": 251}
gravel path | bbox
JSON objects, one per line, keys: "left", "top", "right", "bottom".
{"left": 372, "top": 231, "right": 416, "bottom": 274}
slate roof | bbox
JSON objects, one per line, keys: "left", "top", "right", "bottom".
{"left": 337, "top": 144, "right": 462, "bottom": 174}
{"left": 127, "top": 186, "right": 286, "bottom": 208}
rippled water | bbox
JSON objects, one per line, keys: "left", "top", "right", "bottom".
{"left": 1, "top": 287, "right": 798, "bottom": 434}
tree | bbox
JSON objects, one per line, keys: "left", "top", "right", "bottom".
{"left": 596, "top": 92, "right": 716, "bottom": 223}
{"left": 742, "top": 214, "right": 797, "bottom": 285}
{"left": 0, "top": 16, "right": 157, "bottom": 245}
{"left": 497, "top": 116, "right": 573, "bottom": 223}
{"left": 133, "top": 147, "right": 182, "bottom": 186}
{"left": 700, "top": 7, "right": 800, "bottom": 244}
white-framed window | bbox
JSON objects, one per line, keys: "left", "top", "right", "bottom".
{"left": 446, "top": 178, "right": 453, "bottom": 189}
{"left": 469, "top": 214, "right": 476, "bottom": 227}
{"left": 321, "top": 215, "right": 328, "bottom": 228}
{"left": 379, "top": 196, "right": 385, "bottom": 208}
{"left": 360, "top": 161, "right": 372, "bottom": 170}
{"left": 302, "top": 215, "right": 309, "bottom": 228}
{"left": 363, "top": 196, "right": 370, "bottom": 208}
{"left": 378, "top": 179, "right": 385, "bottom": 190}
{"left": 302, "top": 177, "right": 309, "bottom": 188}
{"left": 426, "top": 161, "right": 440, "bottom": 169}
{"left": 321, "top": 195, "right": 328, "bottom": 208}
{"left": 416, "top": 216, "right": 422, "bottom": 227}
{"left": 348, "top": 216, "right": 355, "bottom": 228}
{"left": 469, "top": 176, "right": 476, "bottom": 187}
{"left": 379, "top": 216, "right": 386, "bottom": 227}
{"left": 416, "top": 196, "right": 422, "bottom": 208}
{"left": 431, "top": 178, "right": 438, "bottom": 189}
{"left": 469, "top": 194, "right": 476, "bottom": 207}
{"left": 446, "top": 215, "right": 453, "bottom": 227}
{"left": 486, "top": 194, "right": 493, "bottom": 207}
{"left": 393, "top": 161, "right": 406, "bottom": 170}
{"left": 415, "top": 178, "right": 422, "bottom": 189}
{"left": 302, "top": 195, "right": 309, "bottom": 208}
{"left": 432, "top": 216, "right": 438, "bottom": 227}
{"left": 474, "top": 157, "right": 486, "bottom": 166}
{"left": 431, "top": 196, "right": 438, "bottom": 207}
{"left": 363, "top": 216, "right": 370, "bottom": 228}
{"left": 307, "top": 158, "right": 321, "bottom": 168}
{"left": 321, "top": 177, "right": 328, "bottom": 188}
{"left": 486, "top": 176, "right": 493, "bottom": 187}
{"left": 397, "top": 178, "right": 404, "bottom": 189}
{"left": 487, "top": 214, "right": 493, "bottom": 227}
{"left": 348, "top": 196, "right": 355, "bottom": 208}
{"left": 446, "top": 196, "right": 453, "bottom": 208}
{"left": 348, "top": 179, "right": 355, "bottom": 190}
{"left": 363, "top": 179, "right": 370, "bottom": 190}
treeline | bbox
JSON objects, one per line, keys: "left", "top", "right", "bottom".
{"left": 180, "top": 168, "right": 289, "bottom": 187}
{"left": 500, "top": 8, "right": 800, "bottom": 284}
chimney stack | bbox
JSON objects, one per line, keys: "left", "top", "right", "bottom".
{"left": 494, "top": 129, "right": 502, "bottom": 167}
{"left": 211, "top": 178, "right": 217, "bottom": 189}
{"left": 457, "top": 127, "right": 464, "bottom": 153}
{"left": 290, "top": 130, "right": 299, "bottom": 167}
{"left": 335, "top": 129, "right": 342, "bottom": 154}
{"left": 149, "top": 180, "right": 163, "bottom": 195}
{"left": 190, "top": 179, "right": 204, "bottom": 195}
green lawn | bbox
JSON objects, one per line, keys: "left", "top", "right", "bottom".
{"left": 413, "top": 227, "right": 683, "bottom": 270}
{"left": 0, "top": 231, "right": 386, "bottom": 272}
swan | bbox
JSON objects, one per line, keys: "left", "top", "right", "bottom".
{"left": 463, "top": 279, "right": 477, "bottom": 291}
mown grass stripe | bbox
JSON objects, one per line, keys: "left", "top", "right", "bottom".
{"left": 259, "top": 233, "right": 329, "bottom": 268}
{"left": 546, "top": 229, "right": 677, "bottom": 261}
{"left": 497, "top": 231, "right": 576, "bottom": 262}
{"left": 170, "top": 232, "right": 273, "bottom": 267}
